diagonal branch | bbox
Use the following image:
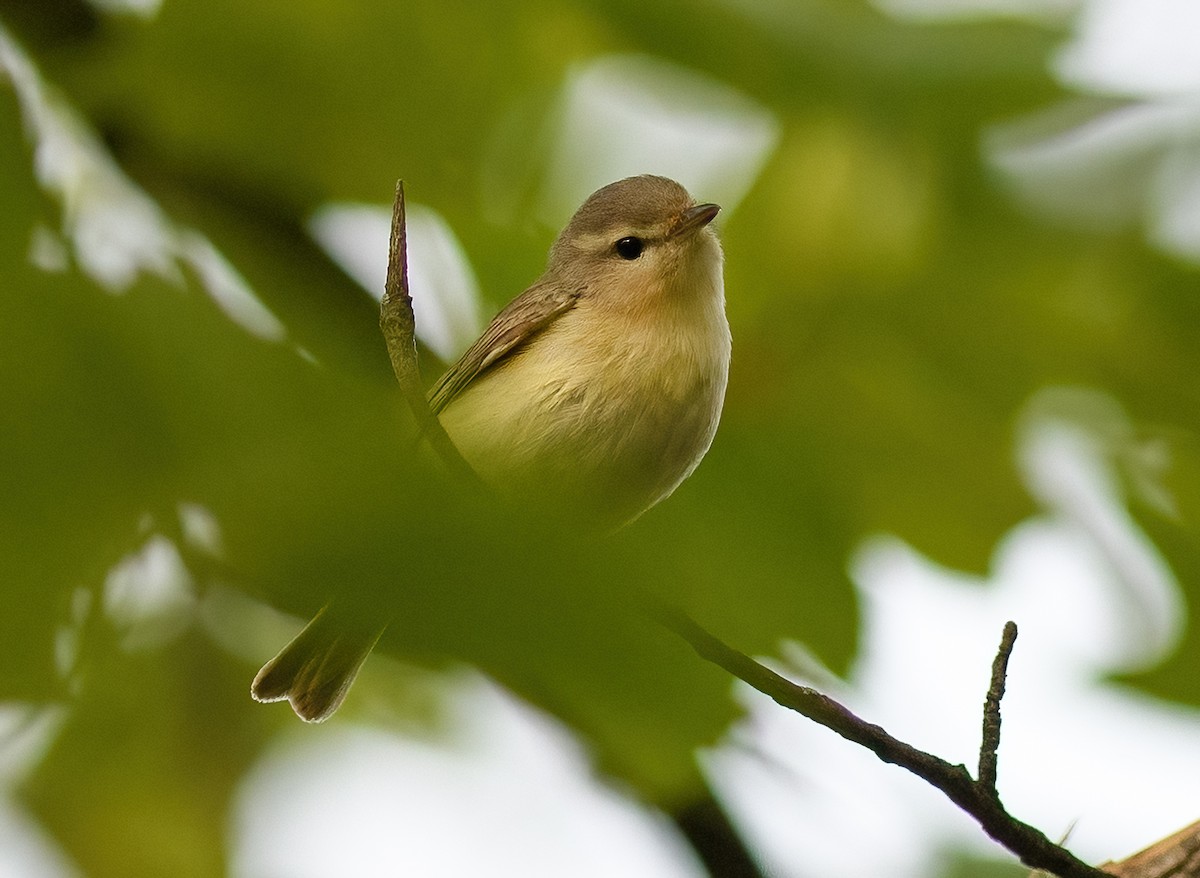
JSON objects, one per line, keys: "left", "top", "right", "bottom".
{"left": 653, "top": 607, "right": 1110, "bottom": 878}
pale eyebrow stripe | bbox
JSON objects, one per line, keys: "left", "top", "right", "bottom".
{"left": 574, "top": 228, "right": 661, "bottom": 251}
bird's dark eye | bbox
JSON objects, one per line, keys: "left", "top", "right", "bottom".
{"left": 614, "top": 236, "right": 644, "bottom": 260}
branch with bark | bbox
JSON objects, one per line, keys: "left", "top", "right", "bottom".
{"left": 654, "top": 610, "right": 1109, "bottom": 877}
{"left": 379, "top": 180, "right": 481, "bottom": 487}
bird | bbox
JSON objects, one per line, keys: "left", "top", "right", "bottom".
{"left": 252, "top": 174, "right": 731, "bottom": 722}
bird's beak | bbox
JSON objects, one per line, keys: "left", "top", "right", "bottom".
{"left": 670, "top": 203, "right": 720, "bottom": 238}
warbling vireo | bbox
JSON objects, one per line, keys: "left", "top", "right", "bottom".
{"left": 252, "top": 174, "right": 730, "bottom": 721}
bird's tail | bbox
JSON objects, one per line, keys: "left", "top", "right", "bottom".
{"left": 251, "top": 607, "right": 384, "bottom": 723}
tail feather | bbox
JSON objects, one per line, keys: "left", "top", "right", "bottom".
{"left": 252, "top": 608, "right": 384, "bottom": 723}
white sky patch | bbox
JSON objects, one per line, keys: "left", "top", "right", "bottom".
{"left": 980, "top": 0, "right": 1200, "bottom": 261}
{"left": 872, "top": 0, "right": 1079, "bottom": 23}
{"left": 988, "top": 99, "right": 1200, "bottom": 223}
{"left": 705, "top": 387, "right": 1194, "bottom": 876}
{"left": 1054, "top": 0, "right": 1200, "bottom": 97}
{"left": 0, "top": 705, "right": 66, "bottom": 790}
{"left": 1146, "top": 140, "right": 1200, "bottom": 257}
{"left": 537, "top": 54, "right": 778, "bottom": 228}
{"left": 0, "top": 804, "right": 80, "bottom": 878}
{"left": 102, "top": 535, "right": 197, "bottom": 652}
{"left": 309, "top": 202, "right": 484, "bottom": 362}
{"left": 230, "top": 671, "right": 704, "bottom": 878}
{"left": 1016, "top": 388, "right": 1183, "bottom": 667}
{"left": 85, "top": 0, "right": 161, "bottom": 17}
{"left": 0, "top": 705, "right": 77, "bottom": 878}
{"left": 176, "top": 232, "right": 286, "bottom": 342}
{"left": 178, "top": 501, "right": 226, "bottom": 558}
{"left": 871, "top": 0, "right": 1200, "bottom": 260}
{"left": 987, "top": 98, "right": 1200, "bottom": 257}
{"left": 0, "top": 24, "right": 287, "bottom": 343}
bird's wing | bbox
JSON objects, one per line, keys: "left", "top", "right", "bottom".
{"left": 426, "top": 279, "right": 581, "bottom": 415}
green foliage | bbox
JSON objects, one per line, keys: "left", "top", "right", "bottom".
{"left": 3, "top": 1, "right": 1199, "bottom": 874}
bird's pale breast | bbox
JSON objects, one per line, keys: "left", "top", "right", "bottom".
{"left": 438, "top": 261, "right": 729, "bottom": 530}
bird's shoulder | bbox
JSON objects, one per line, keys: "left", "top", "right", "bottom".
{"left": 426, "top": 277, "right": 582, "bottom": 415}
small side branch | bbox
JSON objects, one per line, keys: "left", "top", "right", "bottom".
{"left": 379, "top": 180, "right": 482, "bottom": 486}
{"left": 654, "top": 607, "right": 1109, "bottom": 878}
{"left": 979, "top": 620, "right": 1018, "bottom": 795}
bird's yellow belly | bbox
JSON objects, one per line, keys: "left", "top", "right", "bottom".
{"left": 438, "top": 306, "right": 729, "bottom": 530}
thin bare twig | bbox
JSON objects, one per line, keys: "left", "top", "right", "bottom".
{"left": 653, "top": 607, "right": 1109, "bottom": 878}
{"left": 979, "top": 620, "right": 1018, "bottom": 794}
{"left": 379, "top": 180, "right": 482, "bottom": 487}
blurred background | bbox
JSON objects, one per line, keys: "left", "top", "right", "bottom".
{"left": 3, "top": 0, "right": 1200, "bottom": 875}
